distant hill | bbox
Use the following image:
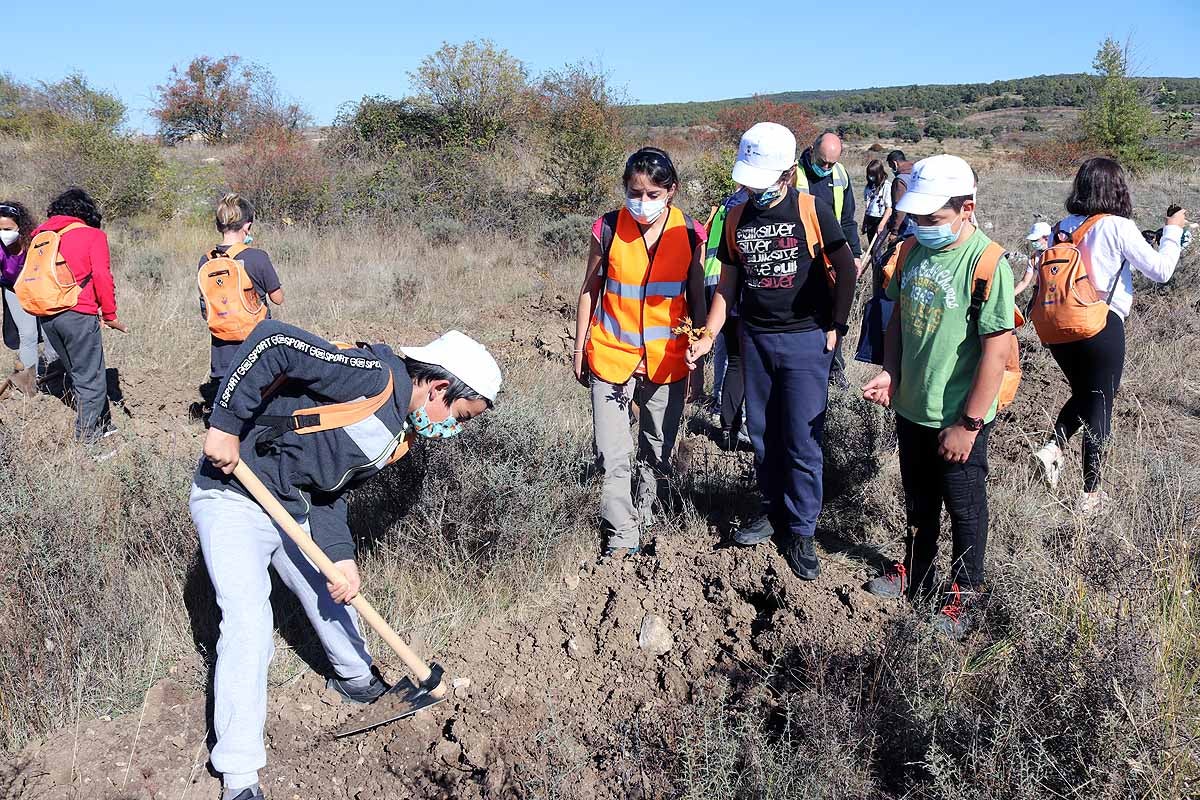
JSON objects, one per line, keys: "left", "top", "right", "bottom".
{"left": 624, "top": 74, "right": 1200, "bottom": 127}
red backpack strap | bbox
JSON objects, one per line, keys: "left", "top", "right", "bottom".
{"left": 724, "top": 200, "right": 747, "bottom": 264}
{"left": 967, "top": 241, "right": 1006, "bottom": 322}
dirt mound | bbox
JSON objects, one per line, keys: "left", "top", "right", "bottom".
{"left": 8, "top": 504, "right": 896, "bottom": 800}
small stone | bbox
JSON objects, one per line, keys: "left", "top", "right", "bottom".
{"left": 565, "top": 638, "right": 581, "bottom": 660}
{"left": 638, "top": 614, "right": 673, "bottom": 657}
{"left": 452, "top": 677, "right": 471, "bottom": 689}
{"left": 564, "top": 574, "right": 581, "bottom": 591}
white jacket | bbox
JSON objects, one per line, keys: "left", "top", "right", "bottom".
{"left": 1057, "top": 214, "right": 1182, "bottom": 319}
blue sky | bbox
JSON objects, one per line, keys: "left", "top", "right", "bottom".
{"left": 5, "top": 0, "right": 1198, "bottom": 132}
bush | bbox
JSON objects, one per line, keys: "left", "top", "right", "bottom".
{"left": 411, "top": 39, "right": 530, "bottom": 149}
{"left": 1016, "top": 137, "right": 1099, "bottom": 175}
{"left": 0, "top": 72, "right": 124, "bottom": 138}
{"left": 536, "top": 61, "right": 626, "bottom": 217}
{"left": 684, "top": 146, "right": 738, "bottom": 210}
{"left": 331, "top": 95, "right": 464, "bottom": 158}
{"left": 43, "top": 123, "right": 173, "bottom": 219}
{"left": 153, "top": 55, "right": 309, "bottom": 144}
{"left": 536, "top": 214, "right": 593, "bottom": 259}
{"left": 716, "top": 98, "right": 817, "bottom": 144}
{"left": 224, "top": 127, "right": 330, "bottom": 220}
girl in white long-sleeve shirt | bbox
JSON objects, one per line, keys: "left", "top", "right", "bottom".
{"left": 1033, "top": 158, "right": 1187, "bottom": 514}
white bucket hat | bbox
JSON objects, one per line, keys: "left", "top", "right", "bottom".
{"left": 894, "top": 154, "right": 977, "bottom": 216}
{"left": 400, "top": 330, "right": 502, "bottom": 403}
{"left": 731, "top": 122, "right": 797, "bottom": 191}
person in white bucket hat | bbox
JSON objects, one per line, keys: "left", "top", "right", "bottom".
{"left": 862, "top": 153, "right": 1016, "bottom": 641}
{"left": 190, "top": 319, "right": 499, "bottom": 800}
{"left": 687, "top": 122, "right": 858, "bottom": 584}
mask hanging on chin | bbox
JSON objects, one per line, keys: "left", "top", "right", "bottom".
{"left": 752, "top": 185, "right": 785, "bottom": 209}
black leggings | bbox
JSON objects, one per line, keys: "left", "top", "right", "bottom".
{"left": 1047, "top": 311, "right": 1125, "bottom": 493}
{"left": 721, "top": 316, "right": 745, "bottom": 438}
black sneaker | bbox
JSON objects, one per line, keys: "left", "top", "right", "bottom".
{"left": 786, "top": 536, "right": 820, "bottom": 581}
{"left": 327, "top": 665, "right": 389, "bottom": 704}
{"left": 600, "top": 545, "right": 641, "bottom": 561}
{"left": 933, "top": 583, "right": 976, "bottom": 640}
{"left": 732, "top": 515, "right": 773, "bottom": 546}
{"left": 228, "top": 787, "right": 266, "bottom": 800}
{"left": 865, "top": 562, "right": 908, "bottom": 599}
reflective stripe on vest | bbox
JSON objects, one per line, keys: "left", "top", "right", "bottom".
{"left": 586, "top": 205, "right": 692, "bottom": 384}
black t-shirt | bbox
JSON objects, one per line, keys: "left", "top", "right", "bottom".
{"left": 716, "top": 187, "right": 847, "bottom": 332}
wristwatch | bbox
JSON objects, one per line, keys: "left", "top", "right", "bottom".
{"left": 960, "top": 414, "right": 985, "bottom": 432}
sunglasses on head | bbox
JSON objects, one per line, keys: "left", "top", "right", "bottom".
{"left": 0, "top": 204, "right": 20, "bottom": 218}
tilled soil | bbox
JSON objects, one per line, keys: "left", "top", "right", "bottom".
{"left": 7, "top": 506, "right": 899, "bottom": 800}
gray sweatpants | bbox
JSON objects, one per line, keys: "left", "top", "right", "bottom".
{"left": 3, "top": 288, "right": 57, "bottom": 371}
{"left": 190, "top": 486, "right": 374, "bottom": 790}
{"left": 40, "top": 310, "right": 108, "bottom": 439}
{"left": 591, "top": 375, "right": 685, "bottom": 549}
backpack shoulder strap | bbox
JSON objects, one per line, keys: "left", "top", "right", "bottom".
{"left": 599, "top": 210, "right": 620, "bottom": 276}
{"left": 968, "top": 241, "right": 1006, "bottom": 321}
{"left": 796, "top": 191, "right": 823, "bottom": 260}
{"left": 682, "top": 212, "right": 701, "bottom": 255}
{"left": 892, "top": 237, "right": 920, "bottom": 282}
{"left": 224, "top": 242, "right": 248, "bottom": 260}
{"left": 1070, "top": 214, "right": 1107, "bottom": 245}
{"left": 57, "top": 222, "right": 86, "bottom": 237}
{"left": 724, "top": 201, "right": 747, "bottom": 263}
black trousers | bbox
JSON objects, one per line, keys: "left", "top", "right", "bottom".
{"left": 1047, "top": 311, "right": 1125, "bottom": 493}
{"left": 720, "top": 316, "right": 745, "bottom": 439}
{"left": 863, "top": 214, "right": 884, "bottom": 244}
{"left": 896, "top": 414, "right": 992, "bottom": 591}
{"left": 41, "top": 310, "right": 111, "bottom": 441}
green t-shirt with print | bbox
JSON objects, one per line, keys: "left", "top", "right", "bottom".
{"left": 885, "top": 229, "right": 1015, "bottom": 429}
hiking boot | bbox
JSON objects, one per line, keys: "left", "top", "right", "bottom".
{"left": 865, "top": 562, "right": 908, "bottom": 599}
{"left": 786, "top": 535, "right": 820, "bottom": 581}
{"left": 9, "top": 366, "right": 35, "bottom": 396}
{"left": 1033, "top": 442, "right": 1063, "bottom": 489}
{"left": 731, "top": 515, "right": 773, "bottom": 546}
{"left": 226, "top": 786, "right": 266, "bottom": 800}
{"left": 933, "top": 583, "right": 977, "bottom": 640}
{"left": 1078, "top": 490, "right": 1111, "bottom": 517}
{"left": 328, "top": 665, "right": 389, "bottom": 705}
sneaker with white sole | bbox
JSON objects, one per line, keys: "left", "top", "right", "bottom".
{"left": 1078, "top": 490, "right": 1111, "bottom": 517}
{"left": 1033, "top": 442, "right": 1063, "bottom": 488}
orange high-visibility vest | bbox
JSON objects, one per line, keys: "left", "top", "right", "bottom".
{"left": 587, "top": 206, "right": 694, "bottom": 384}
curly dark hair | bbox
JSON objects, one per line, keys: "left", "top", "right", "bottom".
{"left": 0, "top": 200, "right": 37, "bottom": 253}
{"left": 47, "top": 187, "right": 103, "bottom": 228}
{"left": 1066, "top": 158, "right": 1133, "bottom": 219}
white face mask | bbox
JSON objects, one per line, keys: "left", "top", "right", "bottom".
{"left": 0, "top": 230, "right": 19, "bottom": 248}
{"left": 625, "top": 196, "right": 667, "bottom": 225}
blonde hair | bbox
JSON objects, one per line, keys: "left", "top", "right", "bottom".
{"left": 216, "top": 192, "right": 254, "bottom": 234}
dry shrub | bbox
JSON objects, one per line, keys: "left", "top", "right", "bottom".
{"left": 1014, "top": 137, "right": 1099, "bottom": 175}
{"left": 714, "top": 98, "right": 818, "bottom": 145}
{"left": 224, "top": 126, "right": 330, "bottom": 220}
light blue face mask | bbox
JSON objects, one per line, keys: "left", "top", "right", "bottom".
{"left": 752, "top": 184, "right": 785, "bottom": 209}
{"left": 408, "top": 405, "right": 463, "bottom": 440}
{"left": 243, "top": 234, "right": 254, "bottom": 245}
{"left": 810, "top": 161, "right": 833, "bottom": 178}
{"left": 915, "top": 217, "right": 965, "bottom": 250}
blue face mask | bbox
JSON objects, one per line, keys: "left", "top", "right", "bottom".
{"left": 914, "top": 217, "right": 965, "bottom": 250}
{"left": 810, "top": 161, "right": 833, "bottom": 178}
{"left": 408, "top": 405, "right": 463, "bottom": 440}
{"left": 752, "top": 185, "right": 785, "bottom": 209}
{"left": 243, "top": 234, "right": 254, "bottom": 245}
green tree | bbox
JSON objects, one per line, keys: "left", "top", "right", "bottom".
{"left": 1081, "top": 38, "right": 1161, "bottom": 167}
{"left": 923, "top": 116, "right": 955, "bottom": 143}
{"left": 35, "top": 73, "right": 125, "bottom": 131}
{"left": 411, "top": 39, "right": 530, "bottom": 147}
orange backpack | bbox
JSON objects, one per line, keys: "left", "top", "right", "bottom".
{"left": 1030, "top": 215, "right": 1115, "bottom": 345}
{"left": 15, "top": 223, "right": 89, "bottom": 316}
{"left": 895, "top": 239, "right": 1023, "bottom": 411}
{"left": 198, "top": 243, "right": 268, "bottom": 342}
{"left": 725, "top": 192, "right": 836, "bottom": 287}
{"left": 254, "top": 344, "right": 414, "bottom": 466}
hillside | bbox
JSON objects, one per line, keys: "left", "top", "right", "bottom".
{"left": 625, "top": 73, "right": 1200, "bottom": 127}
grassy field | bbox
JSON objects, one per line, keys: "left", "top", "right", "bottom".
{"left": 1, "top": 127, "right": 1199, "bottom": 797}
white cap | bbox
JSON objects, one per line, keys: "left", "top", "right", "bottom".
{"left": 1026, "top": 221, "right": 1052, "bottom": 241}
{"left": 400, "top": 330, "right": 502, "bottom": 403}
{"left": 731, "top": 122, "right": 797, "bottom": 191}
{"left": 894, "top": 154, "right": 976, "bottom": 216}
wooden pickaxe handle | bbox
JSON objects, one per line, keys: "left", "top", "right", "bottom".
{"left": 232, "top": 461, "right": 447, "bottom": 699}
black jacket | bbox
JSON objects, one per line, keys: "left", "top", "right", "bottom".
{"left": 195, "top": 320, "right": 414, "bottom": 562}
{"left": 800, "top": 147, "right": 862, "bottom": 257}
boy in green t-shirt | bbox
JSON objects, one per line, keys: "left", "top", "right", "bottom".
{"left": 861, "top": 155, "right": 1015, "bottom": 639}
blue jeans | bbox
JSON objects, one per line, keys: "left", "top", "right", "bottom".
{"left": 742, "top": 326, "right": 833, "bottom": 540}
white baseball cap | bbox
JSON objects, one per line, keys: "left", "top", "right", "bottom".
{"left": 1026, "top": 221, "right": 1052, "bottom": 240}
{"left": 400, "top": 330, "right": 502, "bottom": 403}
{"left": 731, "top": 122, "right": 797, "bottom": 191}
{"left": 894, "top": 154, "right": 977, "bottom": 216}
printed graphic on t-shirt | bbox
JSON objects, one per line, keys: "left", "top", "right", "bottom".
{"left": 899, "top": 255, "right": 960, "bottom": 337}
{"left": 736, "top": 221, "right": 803, "bottom": 291}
